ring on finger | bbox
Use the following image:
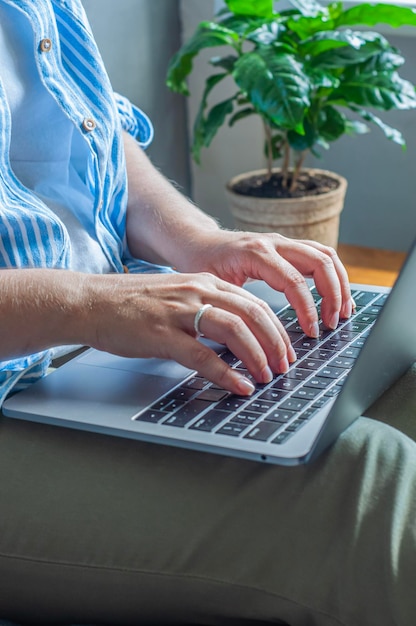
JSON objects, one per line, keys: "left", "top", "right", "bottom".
{"left": 193, "top": 304, "right": 213, "bottom": 338}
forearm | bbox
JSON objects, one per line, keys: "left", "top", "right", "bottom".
{"left": 123, "top": 131, "right": 220, "bottom": 269}
{"left": 0, "top": 268, "right": 92, "bottom": 359}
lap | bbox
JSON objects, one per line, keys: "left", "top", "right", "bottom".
{"left": 1, "top": 366, "right": 416, "bottom": 625}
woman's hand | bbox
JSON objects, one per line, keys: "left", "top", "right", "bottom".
{"left": 176, "top": 230, "right": 353, "bottom": 337}
{"left": 86, "top": 272, "right": 297, "bottom": 396}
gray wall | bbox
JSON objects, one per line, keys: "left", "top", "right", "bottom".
{"left": 83, "top": 0, "right": 191, "bottom": 194}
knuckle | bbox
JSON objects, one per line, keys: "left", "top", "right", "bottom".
{"left": 224, "top": 314, "right": 246, "bottom": 336}
{"left": 191, "top": 344, "right": 215, "bottom": 371}
{"left": 245, "top": 236, "right": 272, "bottom": 257}
{"left": 283, "top": 268, "right": 307, "bottom": 290}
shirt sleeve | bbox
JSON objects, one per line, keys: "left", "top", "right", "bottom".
{"left": 114, "top": 93, "right": 154, "bottom": 149}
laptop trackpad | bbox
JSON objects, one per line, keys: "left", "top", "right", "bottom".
{"left": 78, "top": 349, "right": 194, "bottom": 378}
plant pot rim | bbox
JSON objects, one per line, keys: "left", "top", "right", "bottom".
{"left": 226, "top": 167, "right": 347, "bottom": 202}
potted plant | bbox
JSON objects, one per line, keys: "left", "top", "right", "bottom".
{"left": 166, "top": 0, "right": 416, "bottom": 247}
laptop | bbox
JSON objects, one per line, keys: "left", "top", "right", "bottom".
{"left": 3, "top": 240, "right": 416, "bottom": 466}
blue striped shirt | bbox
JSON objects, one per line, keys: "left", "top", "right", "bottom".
{"left": 0, "top": 0, "right": 171, "bottom": 403}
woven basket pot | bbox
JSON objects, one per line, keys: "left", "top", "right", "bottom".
{"left": 225, "top": 168, "right": 347, "bottom": 248}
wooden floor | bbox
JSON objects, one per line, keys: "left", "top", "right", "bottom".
{"left": 337, "top": 243, "right": 406, "bottom": 287}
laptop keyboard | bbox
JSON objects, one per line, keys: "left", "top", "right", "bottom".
{"left": 133, "top": 288, "right": 388, "bottom": 445}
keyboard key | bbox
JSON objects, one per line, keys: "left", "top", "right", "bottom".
{"left": 166, "top": 399, "right": 211, "bottom": 425}
{"left": 317, "top": 366, "right": 345, "bottom": 379}
{"left": 329, "top": 356, "right": 355, "bottom": 369}
{"left": 285, "top": 419, "right": 307, "bottom": 432}
{"left": 258, "top": 388, "right": 288, "bottom": 403}
{"left": 304, "top": 376, "right": 332, "bottom": 390}
{"left": 220, "top": 351, "right": 240, "bottom": 366}
{"left": 284, "top": 368, "right": 311, "bottom": 381}
{"left": 297, "top": 407, "right": 319, "bottom": 420}
{"left": 374, "top": 294, "right": 388, "bottom": 305}
{"left": 311, "top": 396, "right": 331, "bottom": 409}
{"left": 299, "top": 358, "right": 322, "bottom": 370}
{"left": 230, "top": 412, "right": 260, "bottom": 426}
{"left": 185, "top": 377, "right": 208, "bottom": 391}
{"left": 197, "top": 388, "right": 229, "bottom": 402}
{"left": 247, "top": 399, "right": 275, "bottom": 413}
{"left": 353, "top": 291, "right": 380, "bottom": 306}
{"left": 279, "top": 308, "right": 297, "bottom": 323}
{"left": 216, "top": 397, "right": 247, "bottom": 413}
{"left": 266, "top": 409, "right": 297, "bottom": 423}
{"left": 244, "top": 420, "right": 281, "bottom": 441}
{"left": 321, "top": 338, "right": 349, "bottom": 351}
{"left": 272, "top": 430, "right": 293, "bottom": 444}
{"left": 217, "top": 423, "right": 248, "bottom": 437}
{"left": 190, "top": 410, "right": 228, "bottom": 432}
{"left": 292, "top": 386, "right": 321, "bottom": 400}
{"left": 309, "top": 348, "right": 336, "bottom": 361}
{"left": 135, "top": 409, "right": 165, "bottom": 423}
{"left": 279, "top": 397, "right": 309, "bottom": 412}
{"left": 340, "top": 346, "right": 361, "bottom": 359}
{"left": 273, "top": 377, "right": 302, "bottom": 391}
{"left": 293, "top": 337, "right": 322, "bottom": 350}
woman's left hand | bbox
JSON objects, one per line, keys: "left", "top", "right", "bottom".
{"left": 178, "top": 230, "right": 353, "bottom": 337}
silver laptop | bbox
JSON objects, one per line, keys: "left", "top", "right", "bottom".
{"left": 3, "top": 241, "right": 416, "bottom": 465}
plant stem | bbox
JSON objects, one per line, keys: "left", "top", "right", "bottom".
{"left": 282, "top": 139, "right": 290, "bottom": 188}
{"left": 264, "top": 122, "right": 273, "bottom": 180}
{"left": 290, "top": 151, "right": 306, "bottom": 193}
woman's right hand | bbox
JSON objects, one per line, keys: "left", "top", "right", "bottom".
{"left": 84, "top": 272, "right": 297, "bottom": 396}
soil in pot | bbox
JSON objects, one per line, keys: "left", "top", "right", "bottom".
{"left": 231, "top": 170, "right": 340, "bottom": 199}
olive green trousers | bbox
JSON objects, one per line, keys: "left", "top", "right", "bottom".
{"left": 1, "top": 366, "right": 416, "bottom": 625}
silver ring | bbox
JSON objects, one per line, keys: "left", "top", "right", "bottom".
{"left": 193, "top": 304, "right": 213, "bottom": 338}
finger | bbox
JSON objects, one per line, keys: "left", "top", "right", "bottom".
{"left": 282, "top": 239, "right": 352, "bottom": 326}
{"left": 171, "top": 332, "right": 257, "bottom": 396}
{"left": 192, "top": 288, "right": 296, "bottom": 373}
{"left": 195, "top": 305, "right": 290, "bottom": 383}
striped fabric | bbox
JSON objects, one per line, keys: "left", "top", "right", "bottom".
{"left": 0, "top": 0, "right": 172, "bottom": 404}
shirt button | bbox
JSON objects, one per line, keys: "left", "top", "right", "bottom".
{"left": 39, "top": 38, "right": 52, "bottom": 52}
{"left": 82, "top": 117, "right": 96, "bottom": 132}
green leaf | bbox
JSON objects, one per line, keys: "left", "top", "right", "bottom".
{"left": 228, "top": 106, "right": 257, "bottom": 126}
{"left": 306, "top": 67, "right": 340, "bottom": 91}
{"left": 309, "top": 31, "right": 391, "bottom": 69}
{"left": 289, "top": 0, "right": 326, "bottom": 18}
{"left": 224, "top": 0, "right": 275, "bottom": 18}
{"left": 287, "top": 120, "right": 316, "bottom": 150}
{"left": 218, "top": 14, "right": 267, "bottom": 36}
{"left": 192, "top": 74, "right": 230, "bottom": 162}
{"left": 286, "top": 8, "right": 335, "bottom": 39}
{"left": 332, "top": 70, "right": 416, "bottom": 110}
{"left": 344, "top": 120, "right": 370, "bottom": 135}
{"left": 210, "top": 55, "right": 238, "bottom": 72}
{"left": 336, "top": 3, "right": 416, "bottom": 29}
{"left": 166, "top": 22, "right": 238, "bottom": 95}
{"left": 232, "top": 49, "right": 310, "bottom": 130}
{"left": 192, "top": 97, "right": 235, "bottom": 162}
{"left": 354, "top": 107, "right": 406, "bottom": 146}
{"left": 317, "top": 105, "right": 346, "bottom": 141}
{"left": 204, "top": 98, "right": 235, "bottom": 144}
{"left": 267, "top": 132, "right": 286, "bottom": 160}
{"left": 246, "top": 20, "right": 286, "bottom": 45}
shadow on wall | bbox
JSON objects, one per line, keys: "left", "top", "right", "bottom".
{"left": 83, "top": 0, "right": 191, "bottom": 196}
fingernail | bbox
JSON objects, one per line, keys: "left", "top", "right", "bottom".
{"left": 236, "top": 377, "right": 256, "bottom": 396}
{"left": 351, "top": 297, "right": 357, "bottom": 310}
{"left": 309, "top": 322, "right": 320, "bottom": 338}
{"left": 328, "top": 312, "right": 339, "bottom": 330}
{"left": 341, "top": 299, "right": 352, "bottom": 319}
{"left": 261, "top": 365, "right": 274, "bottom": 383}
{"left": 288, "top": 345, "right": 297, "bottom": 363}
{"left": 278, "top": 357, "right": 289, "bottom": 373}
